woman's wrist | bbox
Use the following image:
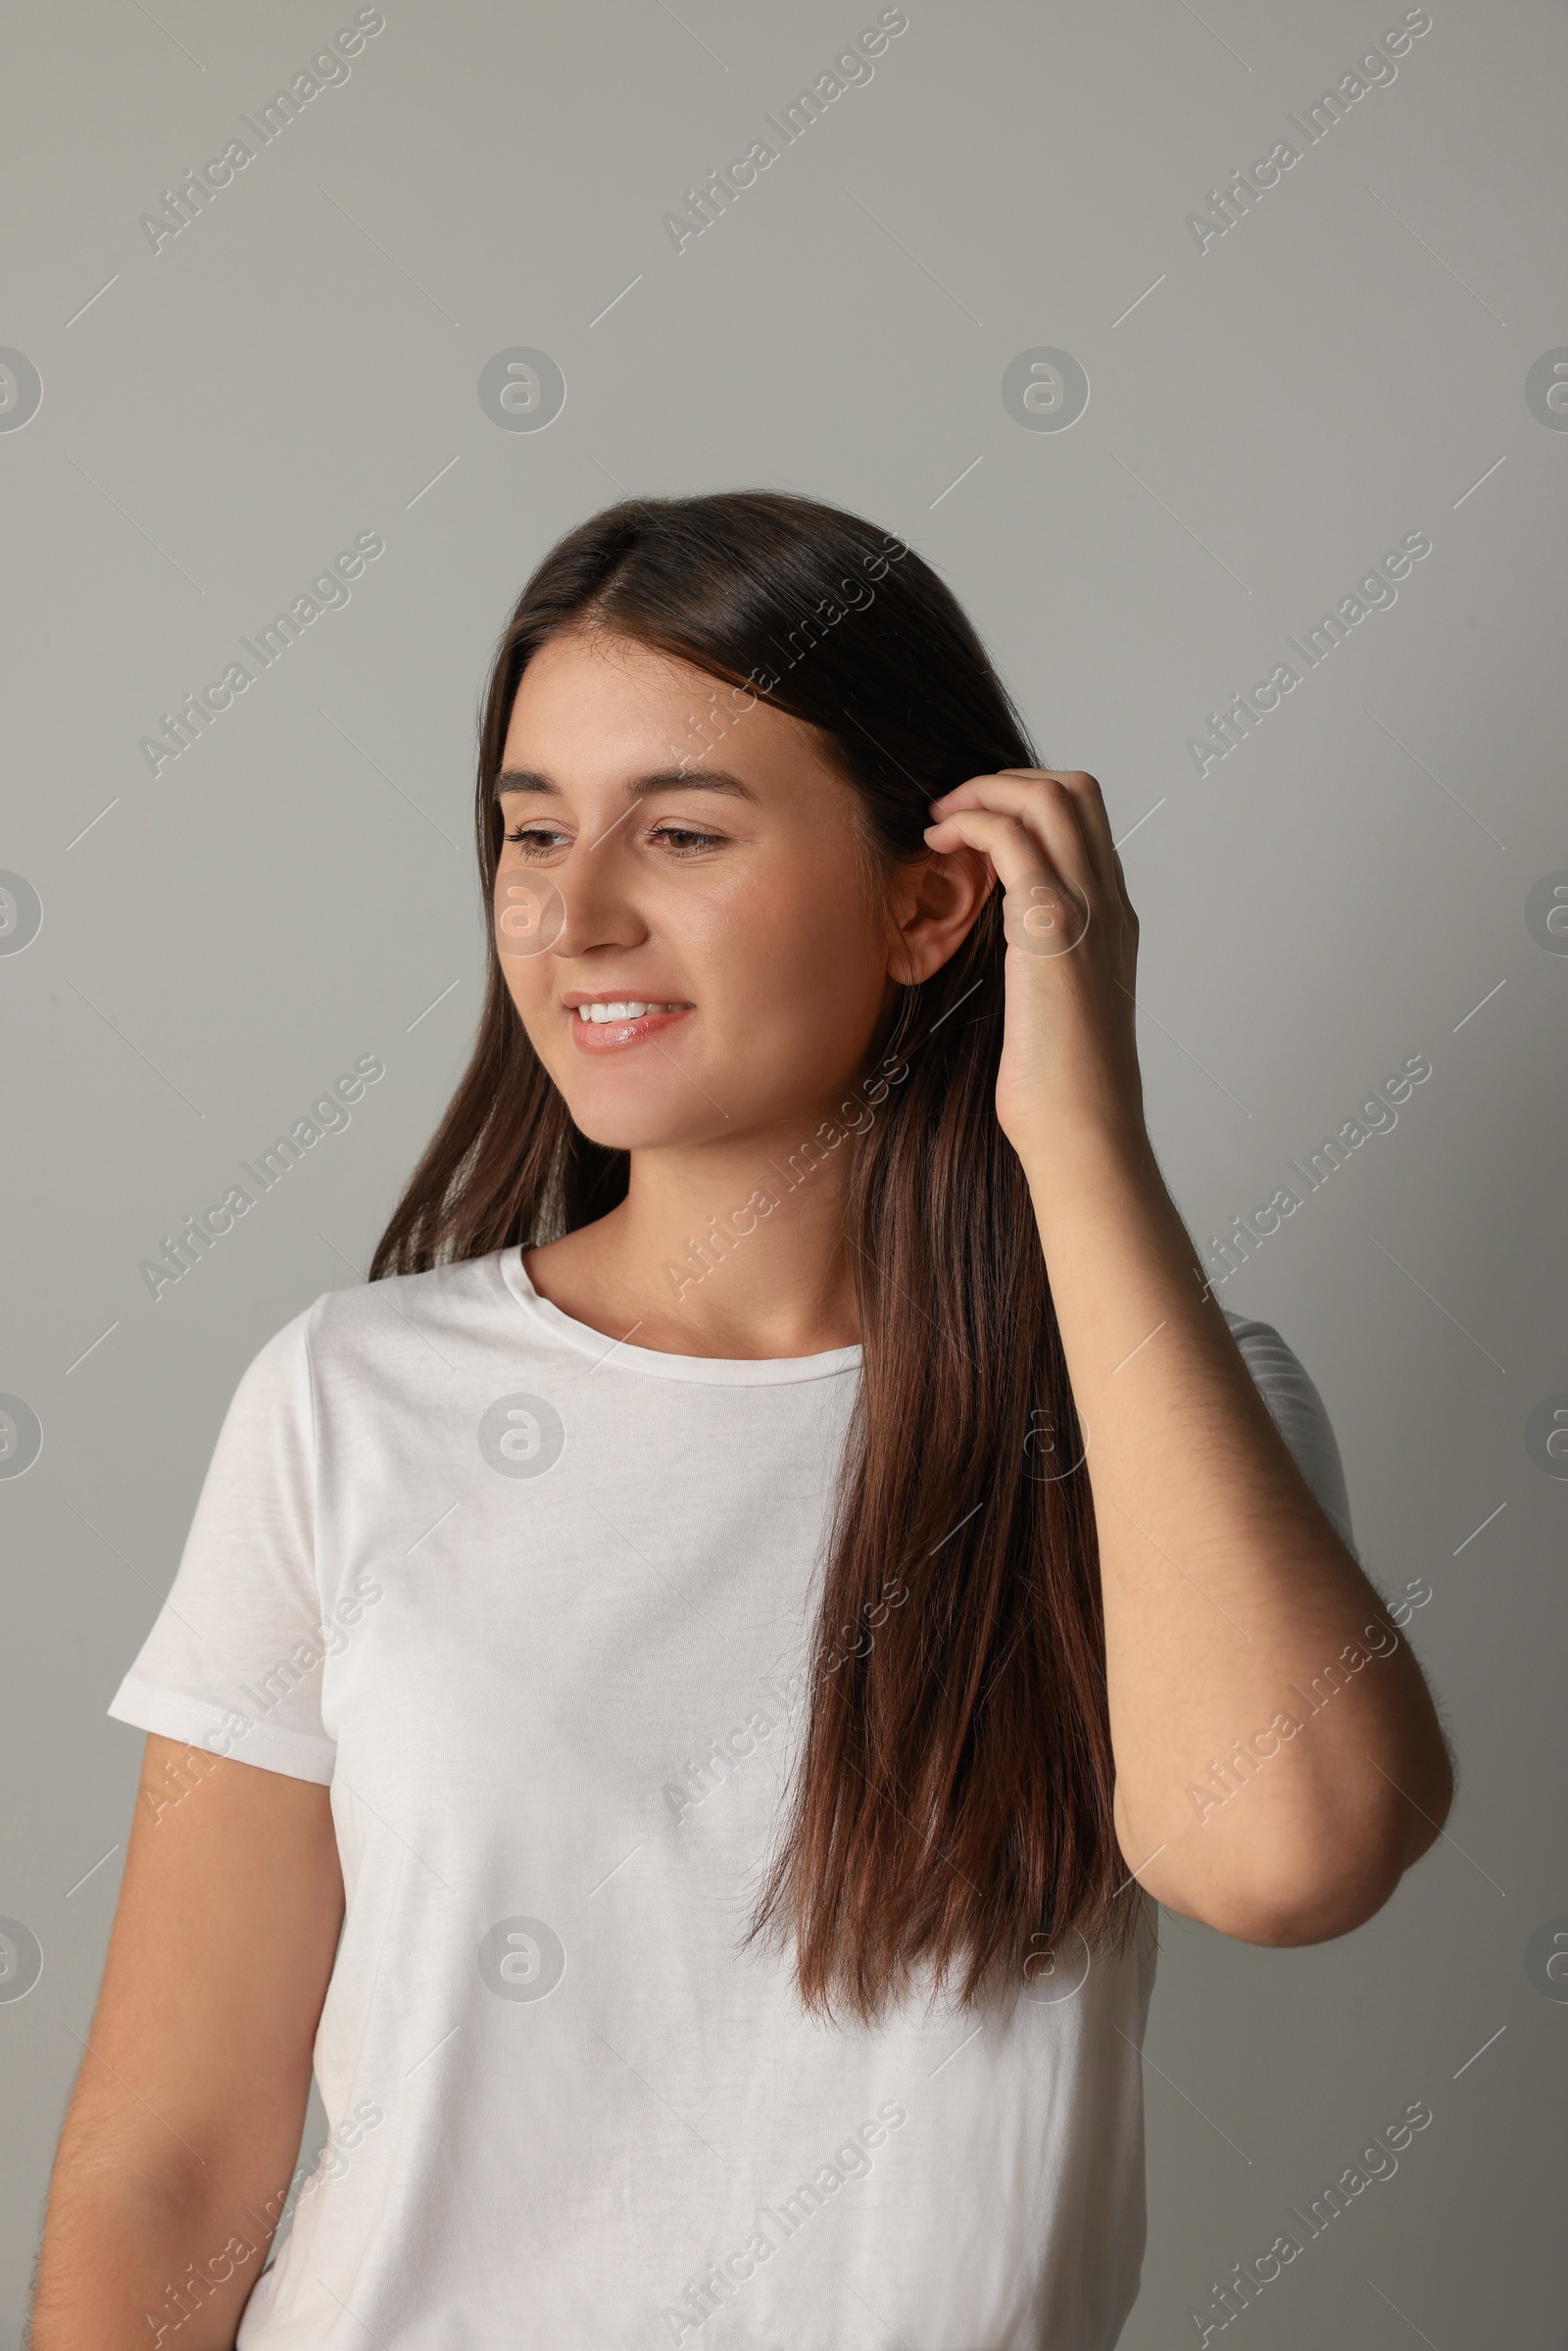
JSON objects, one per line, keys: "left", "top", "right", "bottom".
{"left": 1006, "top": 1095, "right": 1159, "bottom": 1213}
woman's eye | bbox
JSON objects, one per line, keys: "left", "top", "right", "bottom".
{"left": 502, "top": 820, "right": 722, "bottom": 858}
{"left": 650, "top": 823, "right": 722, "bottom": 856}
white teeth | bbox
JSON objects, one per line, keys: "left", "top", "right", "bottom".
{"left": 576, "top": 1001, "right": 683, "bottom": 1022}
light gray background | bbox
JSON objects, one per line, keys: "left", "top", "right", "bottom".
{"left": 2, "top": 0, "right": 1564, "bottom": 2341}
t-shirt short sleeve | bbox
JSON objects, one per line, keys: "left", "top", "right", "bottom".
{"left": 106, "top": 1304, "right": 336, "bottom": 1784}
{"left": 1221, "top": 1308, "right": 1358, "bottom": 1560}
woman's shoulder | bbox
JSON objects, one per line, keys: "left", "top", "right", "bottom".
{"left": 261, "top": 1249, "right": 519, "bottom": 1379}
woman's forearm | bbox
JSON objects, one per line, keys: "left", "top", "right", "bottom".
{"left": 30, "top": 2150, "right": 271, "bottom": 2349}
{"left": 30, "top": 1740, "right": 340, "bottom": 2350}
{"left": 1017, "top": 1110, "right": 1452, "bottom": 1942}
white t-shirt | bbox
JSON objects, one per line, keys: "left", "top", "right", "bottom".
{"left": 108, "top": 1249, "right": 1355, "bottom": 2350}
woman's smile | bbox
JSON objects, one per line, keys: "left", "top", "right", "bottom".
{"left": 564, "top": 992, "right": 695, "bottom": 1051}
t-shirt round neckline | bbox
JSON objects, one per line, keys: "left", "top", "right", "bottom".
{"left": 497, "top": 1245, "right": 864, "bottom": 1386}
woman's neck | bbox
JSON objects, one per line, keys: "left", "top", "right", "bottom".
{"left": 523, "top": 1125, "right": 862, "bottom": 1359}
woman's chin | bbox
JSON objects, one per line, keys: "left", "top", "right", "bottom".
{"left": 562, "top": 1098, "right": 726, "bottom": 1155}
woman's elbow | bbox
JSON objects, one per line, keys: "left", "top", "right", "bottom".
{"left": 1181, "top": 1759, "right": 1456, "bottom": 1947}
{"left": 1204, "top": 1857, "right": 1404, "bottom": 1946}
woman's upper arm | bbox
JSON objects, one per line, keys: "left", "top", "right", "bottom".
{"left": 68, "top": 1734, "right": 344, "bottom": 2210}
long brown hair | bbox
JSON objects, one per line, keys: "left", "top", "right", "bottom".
{"left": 370, "top": 489, "right": 1135, "bottom": 2020}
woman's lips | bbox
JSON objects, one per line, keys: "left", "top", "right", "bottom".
{"left": 568, "top": 1005, "right": 693, "bottom": 1053}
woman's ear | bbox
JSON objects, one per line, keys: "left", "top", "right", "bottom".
{"left": 886, "top": 846, "right": 995, "bottom": 988}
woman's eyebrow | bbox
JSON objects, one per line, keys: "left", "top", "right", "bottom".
{"left": 494, "top": 765, "right": 758, "bottom": 803}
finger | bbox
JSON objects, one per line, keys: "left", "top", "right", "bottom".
{"left": 993, "top": 769, "right": 1123, "bottom": 909}
{"left": 930, "top": 771, "right": 1107, "bottom": 905}
{"left": 954, "top": 770, "right": 1142, "bottom": 935}
{"left": 1109, "top": 844, "right": 1138, "bottom": 926}
{"left": 926, "top": 808, "right": 1092, "bottom": 963}
{"left": 1037, "top": 771, "right": 1123, "bottom": 912}
{"left": 927, "top": 774, "right": 1100, "bottom": 903}
{"left": 922, "top": 808, "right": 1091, "bottom": 942}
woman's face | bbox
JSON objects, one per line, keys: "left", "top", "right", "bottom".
{"left": 493, "top": 627, "right": 910, "bottom": 1152}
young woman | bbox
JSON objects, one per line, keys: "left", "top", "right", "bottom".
{"left": 34, "top": 491, "right": 1451, "bottom": 2348}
